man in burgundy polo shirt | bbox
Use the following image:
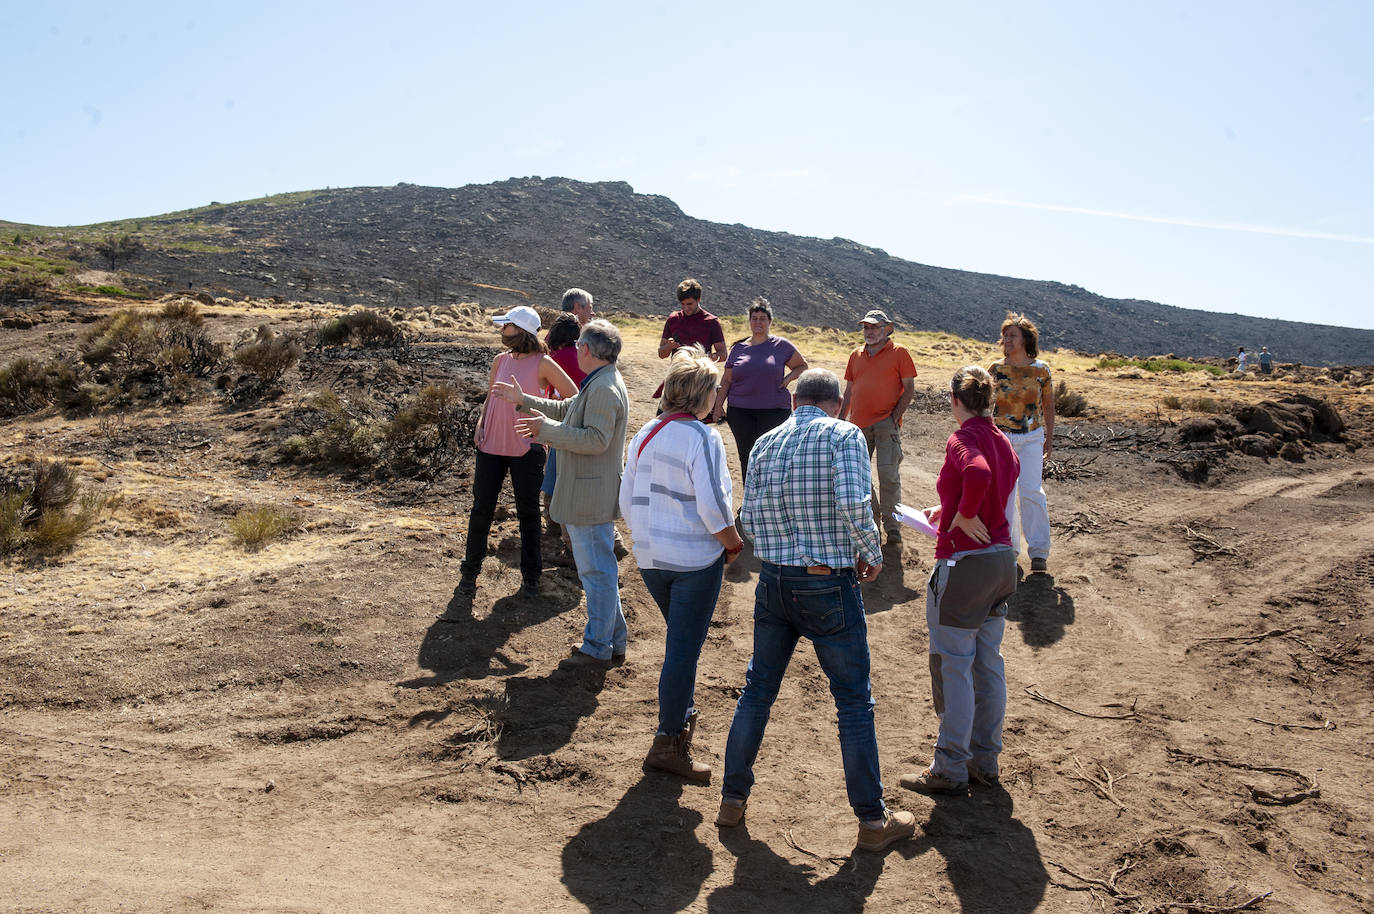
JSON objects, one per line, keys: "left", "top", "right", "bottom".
{"left": 839, "top": 309, "right": 917, "bottom": 545}
{"left": 658, "top": 278, "right": 727, "bottom": 363}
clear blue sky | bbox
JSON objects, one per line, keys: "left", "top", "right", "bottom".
{"left": 4, "top": 1, "right": 1371, "bottom": 330}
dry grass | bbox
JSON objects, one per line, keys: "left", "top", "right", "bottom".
{"left": 228, "top": 505, "right": 302, "bottom": 551}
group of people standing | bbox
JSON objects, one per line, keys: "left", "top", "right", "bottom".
{"left": 455, "top": 278, "right": 1057, "bottom": 853}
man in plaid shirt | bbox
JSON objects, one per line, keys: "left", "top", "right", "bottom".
{"left": 716, "top": 369, "right": 915, "bottom": 852}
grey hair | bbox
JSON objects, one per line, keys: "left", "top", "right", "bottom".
{"left": 562, "top": 288, "right": 594, "bottom": 311}
{"left": 578, "top": 319, "right": 622, "bottom": 363}
{"left": 793, "top": 368, "right": 841, "bottom": 405}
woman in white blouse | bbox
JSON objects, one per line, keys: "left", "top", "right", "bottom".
{"left": 620, "top": 346, "right": 744, "bottom": 784}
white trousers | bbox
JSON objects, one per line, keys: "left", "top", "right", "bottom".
{"left": 1005, "top": 427, "right": 1050, "bottom": 560}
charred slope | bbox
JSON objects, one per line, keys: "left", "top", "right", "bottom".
{"left": 49, "top": 177, "right": 1374, "bottom": 364}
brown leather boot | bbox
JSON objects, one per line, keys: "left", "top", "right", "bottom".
{"left": 642, "top": 731, "right": 711, "bottom": 784}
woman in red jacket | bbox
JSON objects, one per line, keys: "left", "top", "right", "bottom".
{"left": 902, "top": 366, "right": 1020, "bottom": 796}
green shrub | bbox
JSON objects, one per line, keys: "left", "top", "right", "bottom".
{"left": 228, "top": 505, "right": 301, "bottom": 550}
{"left": 279, "top": 392, "right": 385, "bottom": 468}
{"left": 1054, "top": 380, "right": 1088, "bottom": 417}
{"left": 315, "top": 309, "right": 405, "bottom": 349}
{"left": 1096, "top": 357, "right": 1225, "bottom": 376}
{"left": 385, "top": 383, "right": 467, "bottom": 477}
{"left": 0, "top": 460, "right": 105, "bottom": 558}
{"left": 233, "top": 325, "right": 302, "bottom": 392}
{"left": 0, "top": 357, "right": 78, "bottom": 416}
{"left": 1184, "top": 396, "right": 1223, "bottom": 414}
{"left": 77, "top": 304, "right": 224, "bottom": 401}
{"left": 1161, "top": 395, "right": 1183, "bottom": 410}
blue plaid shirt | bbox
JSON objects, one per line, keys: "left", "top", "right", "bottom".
{"left": 740, "top": 405, "right": 882, "bottom": 568}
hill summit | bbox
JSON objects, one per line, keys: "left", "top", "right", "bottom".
{"left": 19, "top": 177, "right": 1374, "bottom": 364}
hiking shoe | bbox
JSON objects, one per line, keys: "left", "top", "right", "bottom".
{"left": 856, "top": 810, "right": 916, "bottom": 852}
{"left": 1030, "top": 557, "right": 1048, "bottom": 573}
{"left": 456, "top": 576, "right": 477, "bottom": 596}
{"left": 715, "top": 798, "right": 747, "bottom": 828}
{"left": 967, "top": 764, "right": 1000, "bottom": 787}
{"left": 563, "top": 646, "right": 611, "bottom": 669}
{"left": 518, "top": 580, "right": 539, "bottom": 599}
{"left": 900, "top": 768, "right": 969, "bottom": 796}
{"left": 642, "top": 732, "right": 711, "bottom": 784}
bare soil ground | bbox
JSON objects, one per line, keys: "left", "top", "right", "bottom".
{"left": 3, "top": 296, "right": 1372, "bottom": 913}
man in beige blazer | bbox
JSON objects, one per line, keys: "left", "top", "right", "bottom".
{"left": 494, "top": 318, "right": 630, "bottom": 665}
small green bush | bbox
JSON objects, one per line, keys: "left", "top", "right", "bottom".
{"left": 0, "top": 460, "right": 105, "bottom": 558}
{"left": 385, "top": 383, "right": 467, "bottom": 477}
{"left": 1161, "top": 395, "right": 1183, "bottom": 410}
{"left": 228, "top": 505, "right": 301, "bottom": 550}
{"left": 1184, "top": 396, "right": 1223, "bottom": 414}
{"left": 315, "top": 309, "right": 405, "bottom": 349}
{"left": 77, "top": 303, "right": 224, "bottom": 401}
{"left": 0, "top": 357, "right": 78, "bottom": 416}
{"left": 233, "top": 325, "right": 302, "bottom": 392}
{"left": 1054, "top": 380, "right": 1088, "bottom": 417}
{"left": 280, "top": 392, "right": 385, "bottom": 468}
{"left": 1096, "top": 357, "right": 1225, "bottom": 376}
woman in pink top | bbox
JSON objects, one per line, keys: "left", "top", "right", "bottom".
{"left": 902, "top": 366, "right": 1020, "bottom": 797}
{"left": 457, "top": 306, "right": 577, "bottom": 601}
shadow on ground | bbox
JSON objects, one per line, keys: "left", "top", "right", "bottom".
{"left": 562, "top": 775, "right": 713, "bottom": 913}
{"left": 1006, "top": 572, "right": 1075, "bottom": 647}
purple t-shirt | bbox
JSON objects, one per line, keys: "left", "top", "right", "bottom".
{"left": 725, "top": 336, "right": 797, "bottom": 410}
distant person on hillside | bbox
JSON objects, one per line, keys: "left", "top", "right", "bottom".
{"left": 540, "top": 314, "right": 586, "bottom": 540}
{"left": 838, "top": 309, "right": 917, "bottom": 546}
{"left": 718, "top": 368, "right": 914, "bottom": 852}
{"left": 989, "top": 312, "right": 1054, "bottom": 574}
{"left": 561, "top": 287, "right": 596, "bottom": 328}
{"left": 1258, "top": 347, "right": 1273, "bottom": 374}
{"left": 621, "top": 347, "right": 744, "bottom": 784}
{"left": 456, "top": 306, "right": 577, "bottom": 604}
{"left": 901, "top": 366, "right": 1019, "bottom": 797}
{"left": 1236, "top": 347, "right": 1249, "bottom": 372}
{"left": 492, "top": 319, "right": 631, "bottom": 666}
{"left": 711, "top": 298, "right": 809, "bottom": 482}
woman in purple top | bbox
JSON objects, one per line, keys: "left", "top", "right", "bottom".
{"left": 710, "top": 298, "right": 809, "bottom": 482}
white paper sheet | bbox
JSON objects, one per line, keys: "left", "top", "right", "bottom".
{"left": 892, "top": 503, "right": 939, "bottom": 538}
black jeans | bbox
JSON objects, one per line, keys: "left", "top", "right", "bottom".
{"left": 461, "top": 445, "right": 545, "bottom": 584}
{"left": 725, "top": 407, "right": 791, "bottom": 482}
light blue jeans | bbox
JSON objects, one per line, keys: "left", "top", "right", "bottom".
{"left": 565, "top": 522, "right": 626, "bottom": 660}
{"left": 722, "top": 562, "right": 886, "bottom": 821}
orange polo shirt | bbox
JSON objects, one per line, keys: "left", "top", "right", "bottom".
{"left": 844, "top": 340, "right": 917, "bottom": 429}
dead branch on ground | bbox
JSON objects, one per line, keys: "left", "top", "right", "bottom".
{"left": 1140, "top": 891, "right": 1273, "bottom": 913}
{"left": 1051, "top": 510, "right": 1124, "bottom": 538}
{"left": 1166, "top": 747, "right": 1319, "bottom": 805}
{"left": 1193, "top": 628, "right": 1296, "bottom": 647}
{"left": 1248, "top": 716, "right": 1336, "bottom": 731}
{"left": 1024, "top": 686, "right": 1140, "bottom": 720}
{"left": 1174, "top": 523, "right": 1241, "bottom": 560}
{"left": 1067, "top": 756, "right": 1129, "bottom": 813}
{"left": 1043, "top": 454, "right": 1100, "bottom": 480}
{"left": 783, "top": 828, "right": 848, "bottom": 866}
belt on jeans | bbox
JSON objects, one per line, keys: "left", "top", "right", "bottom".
{"left": 765, "top": 562, "right": 854, "bottom": 576}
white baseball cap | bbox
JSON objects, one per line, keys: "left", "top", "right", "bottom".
{"left": 492, "top": 305, "right": 540, "bottom": 336}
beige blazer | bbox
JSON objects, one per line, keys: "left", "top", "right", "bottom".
{"left": 521, "top": 364, "right": 629, "bottom": 526}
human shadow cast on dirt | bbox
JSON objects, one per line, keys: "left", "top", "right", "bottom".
{"left": 400, "top": 584, "right": 580, "bottom": 689}
{"left": 905, "top": 786, "right": 1049, "bottom": 912}
{"left": 561, "top": 775, "right": 713, "bottom": 913}
{"left": 493, "top": 660, "right": 609, "bottom": 761}
{"left": 707, "top": 823, "right": 884, "bottom": 912}
{"left": 1005, "top": 572, "right": 1075, "bottom": 648}
{"left": 861, "top": 543, "right": 924, "bottom": 614}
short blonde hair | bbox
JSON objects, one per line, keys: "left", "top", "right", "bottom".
{"left": 660, "top": 345, "right": 720, "bottom": 415}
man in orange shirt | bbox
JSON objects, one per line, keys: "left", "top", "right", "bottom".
{"left": 839, "top": 310, "right": 917, "bottom": 545}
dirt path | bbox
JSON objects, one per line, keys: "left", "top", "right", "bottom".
{"left": 2, "top": 299, "right": 1372, "bottom": 912}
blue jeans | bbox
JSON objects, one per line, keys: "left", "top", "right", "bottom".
{"left": 641, "top": 554, "right": 726, "bottom": 736}
{"left": 565, "top": 522, "right": 626, "bottom": 660}
{"left": 722, "top": 562, "right": 886, "bottom": 821}
{"left": 541, "top": 449, "right": 558, "bottom": 497}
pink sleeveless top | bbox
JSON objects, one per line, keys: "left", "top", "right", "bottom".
{"left": 479, "top": 352, "right": 544, "bottom": 457}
